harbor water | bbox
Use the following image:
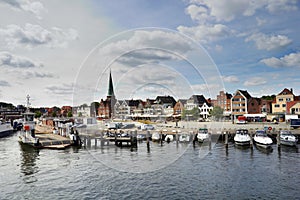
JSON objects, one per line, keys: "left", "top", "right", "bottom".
{"left": 1, "top": 133, "right": 299, "bottom": 199}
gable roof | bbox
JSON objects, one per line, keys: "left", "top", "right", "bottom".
{"left": 238, "top": 90, "right": 252, "bottom": 99}
{"left": 188, "top": 95, "right": 208, "bottom": 106}
{"left": 155, "top": 96, "right": 176, "bottom": 106}
{"left": 278, "top": 88, "right": 294, "bottom": 96}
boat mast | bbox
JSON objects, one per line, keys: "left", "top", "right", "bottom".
{"left": 26, "top": 94, "right": 31, "bottom": 112}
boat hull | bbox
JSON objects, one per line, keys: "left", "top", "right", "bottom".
{"left": 235, "top": 140, "right": 250, "bottom": 146}
{"left": 0, "top": 129, "right": 13, "bottom": 138}
{"left": 280, "top": 140, "right": 297, "bottom": 147}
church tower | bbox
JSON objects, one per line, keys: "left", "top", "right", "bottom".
{"left": 98, "top": 70, "right": 116, "bottom": 119}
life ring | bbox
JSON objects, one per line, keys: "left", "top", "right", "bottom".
{"left": 268, "top": 126, "right": 272, "bottom": 131}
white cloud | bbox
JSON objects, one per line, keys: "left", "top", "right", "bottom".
{"left": 256, "top": 17, "right": 267, "bottom": 26}
{"left": 0, "top": 0, "right": 46, "bottom": 19}
{"left": 0, "top": 23, "right": 78, "bottom": 49}
{"left": 0, "top": 80, "right": 10, "bottom": 87}
{"left": 45, "top": 83, "right": 74, "bottom": 95}
{"left": 23, "top": 71, "right": 55, "bottom": 79}
{"left": 177, "top": 24, "right": 232, "bottom": 44}
{"left": 189, "top": 0, "right": 298, "bottom": 22}
{"left": 222, "top": 75, "right": 239, "bottom": 83}
{"left": 244, "top": 77, "right": 267, "bottom": 86}
{"left": 261, "top": 52, "right": 300, "bottom": 68}
{"left": 99, "top": 30, "right": 194, "bottom": 67}
{"left": 185, "top": 4, "right": 210, "bottom": 23}
{"left": 0, "top": 51, "right": 43, "bottom": 68}
{"left": 245, "top": 33, "right": 292, "bottom": 51}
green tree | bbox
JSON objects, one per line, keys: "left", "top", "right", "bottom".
{"left": 210, "top": 106, "right": 223, "bottom": 120}
{"left": 35, "top": 111, "right": 42, "bottom": 118}
{"left": 181, "top": 107, "right": 199, "bottom": 120}
{"left": 52, "top": 112, "right": 57, "bottom": 118}
{"left": 67, "top": 111, "right": 73, "bottom": 118}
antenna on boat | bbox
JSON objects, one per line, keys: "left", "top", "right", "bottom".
{"left": 26, "top": 94, "right": 31, "bottom": 112}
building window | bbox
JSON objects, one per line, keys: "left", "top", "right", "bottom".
{"left": 282, "top": 104, "right": 286, "bottom": 107}
{"left": 278, "top": 98, "right": 283, "bottom": 102}
{"left": 286, "top": 98, "right": 291, "bottom": 102}
{"left": 275, "top": 104, "right": 280, "bottom": 108}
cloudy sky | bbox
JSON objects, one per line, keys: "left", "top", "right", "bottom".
{"left": 0, "top": 0, "right": 299, "bottom": 107}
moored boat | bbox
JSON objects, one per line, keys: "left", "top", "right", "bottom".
{"left": 280, "top": 130, "right": 298, "bottom": 147}
{"left": 179, "top": 133, "right": 190, "bottom": 143}
{"left": 164, "top": 134, "right": 174, "bottom": 143}
{"left": 0, "top": 120, "right": 13, "bottom": 138}
{"left": 234, "top": 129, "right": 251, "bottom": 146}
{"left": 151, "top": 132, "right": 160, "bottom": 142}
{"left": 253, "top": 130, "right": 273, "bottom": 148}
{"left": 197, "top": 128, "right": 209, "bottom": 142}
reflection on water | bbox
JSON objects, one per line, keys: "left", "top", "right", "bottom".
{"left": 19, "top": 144, "right": 40, "bottom": 183}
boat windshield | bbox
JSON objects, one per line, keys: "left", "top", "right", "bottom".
{"left": 280, "top": 131, "right": 292, "bottom": 136}
{"left": 237, "top": 129, "right": 248, "bottom": 135}
{"left": 199, "top": 128, "right": 208, "bottom": 134}
{"left": 256, "top": 130, "right": 266, "bottom": 136}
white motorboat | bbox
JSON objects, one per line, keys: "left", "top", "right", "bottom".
{"left": 197, "top": 128, "right": 209, "bottom": 142}
{"left": 234, "top": 129, "right": 251, "bottom": 146}
{"left": 0, "top": 120, "right": 13, "bottom": 138}
{"left": 253, "top": 130, "right": 273, "bottom": 148}
{"left": 165, "top": 134, "right": 174, "bottom": 143}
{"left": 179, "top": 133, "right": 190, "bottom": 143}
{"left": 280, "top": 130, "right": 298, "bottom": 146}
{"left": 151, "top": 132, "right": 160, "bottom": 142}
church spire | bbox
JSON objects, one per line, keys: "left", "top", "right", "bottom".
{"left": 107, "top": 69, "right": 115, "bottom": 97}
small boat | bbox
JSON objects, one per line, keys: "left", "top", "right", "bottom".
{"left": 197, "top": 128, "right": 209, "bottom": 142}
{"left": 151, "top": 132, "right": 160, "bottom": 142}
{"left": 253, "top": 130, "right": 273, "bottom": 148}
{"left": 0, "top": 120, "right": 13, "bottom": 138}
{"left": 234, "top": 129, "right": 251, "bottom": 146}
{"left": 137, "top": 134, "right": 146, "bottom": 141}
{"left": 164, "top": 134, "right": 174, "bottom": 143}
{"left": 179, "top": 133, "right": 190, "bottom": 143}
{"left": 280, "top": 130, "right": 298, "bottom": 147}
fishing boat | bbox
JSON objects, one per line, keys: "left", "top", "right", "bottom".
{"left": 179, "top": 133, "right": 190, "bottom": 143}
{"left": 280, "top": 130, "right": 298, "bottom": 147}
{"left": 0, "top": 120, "right": 13, "bottom": 138}
{"left": 253, "top": 130, "right": 273, "bottom": 148}
{"left": 234, "top": 129, "right": 251, "bottom": 146}
{"left": 197, "top": 128, "right": 209, "bottom": 142}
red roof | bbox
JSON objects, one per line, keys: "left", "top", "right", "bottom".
{"left": 286, "top": 101, "right": 300, "bottom": 114}
{"left": 278, "top": 88, "right": 294, "bottom": 96}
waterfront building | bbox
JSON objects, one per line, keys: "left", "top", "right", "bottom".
{"left": 272, "top": 88, "right": 295, "bottom": 115}
{"left": 185, "top": 95, "right": 208, "bottom": 111}
{"left": 98, "top": 71, "right": 116, "bottom": 119}
{"left": 199, "top": 102, "right": 213, "bottom": 119}
{"left": 173, "top": 99, "right": 187, "bottom": 116}
{"left": 60, "top": 106, "right": 72, "bottom": 117}
{"left": 212, "top": 91, "right": 232, "bottom": 113}
{"left": 74, "top": 105, "right": 91, "bottom": 117}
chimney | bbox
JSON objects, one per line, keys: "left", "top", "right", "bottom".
{"left": 291, "top": 88, "right": 293, "bottom": 94}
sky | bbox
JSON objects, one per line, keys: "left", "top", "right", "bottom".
{"left": 0, "top": 0, "right": 299, "bottom": 107}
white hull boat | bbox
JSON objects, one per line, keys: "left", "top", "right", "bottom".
{"left": 254, "top": 130, "right": 273, "bottom": 148}
{"left": 197, "top": 128, "right": 209, "bottom": 142}
{"left": 234, "top": 129, "right": 251, "bottom": 146}
{"left": 165, "top": 135, "right": 174, "bottom": 143}
{"left": 179, "top": 134, "right": 190, "bottom": 143}
{"left": 280, "top": 131, "right": 298, "bottom": 147}
{"left": 151, "top": 132, "right": 160, "bottom": 142}
{"left": 0, "top": 121, "right": 13, "bottom": 138}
